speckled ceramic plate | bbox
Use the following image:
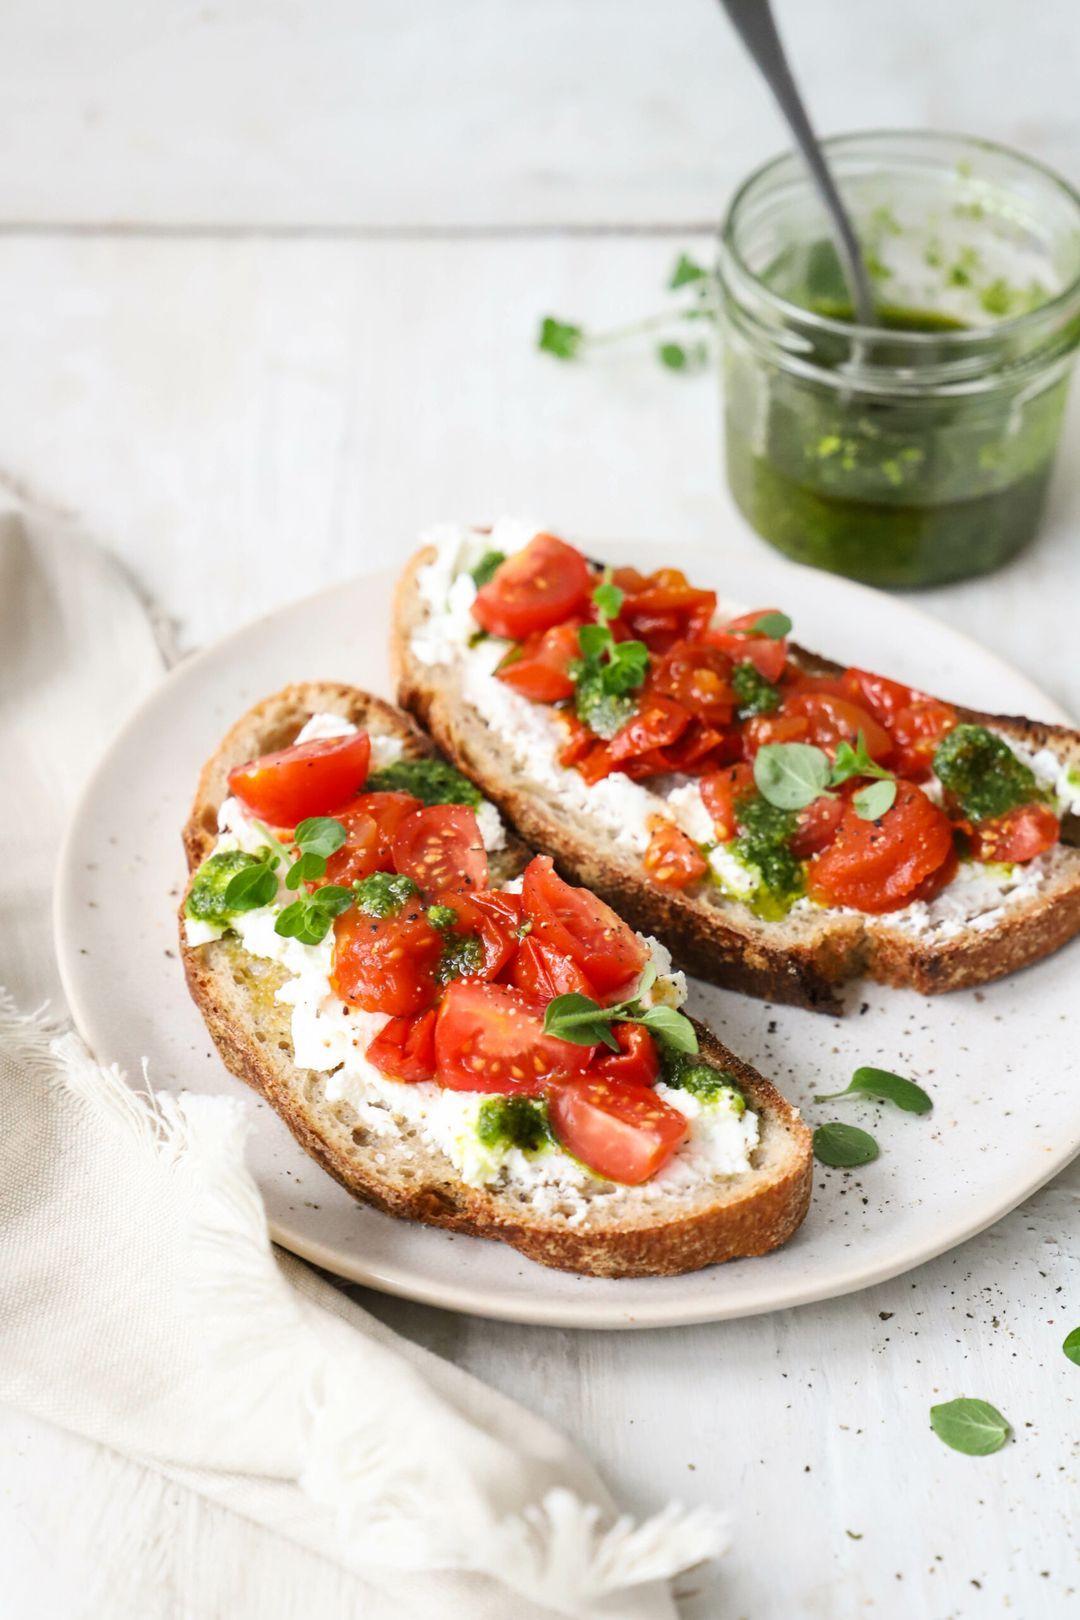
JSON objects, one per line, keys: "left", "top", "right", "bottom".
{"left": 54, "top": 542, "right": 1080, "bottom": 1329}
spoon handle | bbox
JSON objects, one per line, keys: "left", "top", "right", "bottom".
{"left": 718, "top": 0, "right": 876, "bottom": 325}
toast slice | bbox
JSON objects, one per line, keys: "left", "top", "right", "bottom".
{"left": 180, "top": 681, "right": 812, "bottom": 1278}
{"left": 393, "top": 536, "right": 1080, "bottom": 1012}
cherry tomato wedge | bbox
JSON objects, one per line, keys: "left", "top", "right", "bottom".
{"left": 700, "top": 762, "right": 756, "bottom": 841}
{"left": 842, "top": 667, "right": 922, "bottom": 727}
{"left": 652, "top": 641, "right": 736, "bottom": 724}
{"left": 509, "top": 935, "right": 598, "bottom": 1001}
{"left": 472, "top": 533, "right": 591, "bottom": 640}
{"left": 704, "top": 609, "right": 787, "bottom": 682}
{"left": 608, "top": 695, "right": 690, "bottom": 764}
{"left": 435, "top": 888, "right": 521, "bottom": 980}
{"left": 741, "top": 713, "right": 809, "bottom": 757}
{"left": 590, "top": 1023, "right": 661, "bottom": 1089}
{"left": 807, "top": 781, "right": 956, "bottom": 914}
{"left": 522, "top": 855, "right": 647, "bottom": 998}
{"left": 228, "top": 731, "right": 371, "bottom": 828}
{"left": 969, "top": 802, "right": 1060, "bottom": 864}
{"left": 365, "top": 1009, "right": 437, "bottom": 1083}
{"left": 330, "top": 906, "right": 442, "bottom": 1016}
{"left": 547, "top": 1074, "right": 689, "bottom": 1185}
{"left": 888, "top": 699, "right": 957, "bottom": 780}
{"left": 643, "top": 819, "right": 708, "bottom": 890}
{"left": 789, "top": 794, "right": 844, "bottom": 858}
{"left": 321, "top": 792, "right": 422, "bottom": 886}
{"left": 496, "top": 621, "right": 581, "bottom": 703}
{"left": 391, "top": 804, "right": 488, "bottom": 897}
{"left": 781, "top": 692, "right": 894, "bottom": 764}
{"left": 434, "top": 980, "right": 593, "bottom": 1094}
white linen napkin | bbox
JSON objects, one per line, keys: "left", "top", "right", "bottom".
{"left": 0, "top": 499, "right": 727, "bottom": 1619}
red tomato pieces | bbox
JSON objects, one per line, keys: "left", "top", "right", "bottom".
{"left": 807, "top": 781, "right": 956, "bottom": 914}
{"left": 704, "top": 609, "right": 788, "bottom": 682}
{"left": 781, "top": 692, "right": 894, "bottom": 764}
{"left": 437, "top": 889, "right": 521, "bottom": 980}
{"left": 643, "top": 819, "right": 708, "bottom": 890}
{"left": 741, "top": 713, "right": 809, "bottom": 757}
{"left": 700, "top": 762, "right": 756, "bottom": 841}
{"left": 322, "top": 792, "right": 422, "bottom": 886}
{"left": 365, "top": 1010, "right": 438, "bottom": 1083}
{"left": 472, "top": 533, "right": 591, "bottom": 640}
{"left": 228, "top": 731, "right": 371, "bottom": 828}
{"left": 331, "top": 907, "right": 443, "bottom": 1016}
{"left": 789, "top": 794, "right": 844, "bottom": 858}
{"left": 547, "top": 1074, "right": 689, "bottom": 1185}
{"left": 888, "top": 699, "right": 957, "bottom": 780}
{"left": 620, "top": 570, "right": 717, "bottom": 652}
{"left": 391, "top": 804, "right": 489, "bottom": 897}
{"left": 434, "top": 979, "right": 593, "bottom": 1094}
{"left": 590, "top": 1023, "right": 661, "bottom": 1089}
{"left": 522, "top": 855, "right": 647, "bottom": 998}
{"left": 652, "top": 641, "right": 736, "bottom": 724}
{"left": 609, "top": 695, "right": 690, "bottom": 764}
{"left": 509, "top": 936, "right": 598, "bottom": 1001}
{"left": 496, "top": 621, "right": 581, "bottom": 703}
{"left": 969, "top": 802, "right": 1060, "bottom": 864}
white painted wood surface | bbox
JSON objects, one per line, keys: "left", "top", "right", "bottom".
{"left": 3, "top": 4, "right": 1080, "bottom": 1617}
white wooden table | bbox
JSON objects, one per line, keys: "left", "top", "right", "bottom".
{"left": 3, "top": 4, "right": 1080, "bottom": 1616}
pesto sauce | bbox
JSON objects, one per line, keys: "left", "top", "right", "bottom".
{"left": 354, "top": 870, "right": 419, "bottom": 917}
{"left": 659, "top": 1047, "right": 745, "bottom": 1111}
{"left": 732, "top": 794, "right": 806, "bottom": 916}
{"left": 731, "top": 659, "right": 781, "bottom": 718}
{"left": 185, "top": 850, "right": 262, "bottom": 925}
{"left": 724, "top": 300, "right": 1067, "bottom": 588}
{"left": 365, "top": 758, "right": 482, "bottom": 807}
{"left": 932, "top": 724, "right": 1041, "bottom": 821}
{"left": 476, "top": 1096, "right": 553, "bottom": 1154}
{"left": 436, "top": 932, "right": 484, "bottom": 984}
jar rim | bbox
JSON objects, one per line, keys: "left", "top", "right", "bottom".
{"left": 719, "top": 129, "right": 1080, "bottom": 347}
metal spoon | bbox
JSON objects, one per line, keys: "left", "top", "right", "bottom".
{"left": 717, "top": 0, "right": 877, "bottom": 326}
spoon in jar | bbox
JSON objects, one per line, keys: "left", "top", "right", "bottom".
{"left": 716, "top": 0, "right": 877, "bottom": 326}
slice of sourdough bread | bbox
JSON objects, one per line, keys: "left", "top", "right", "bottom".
{"left": 394, "top": 545, "right": 1080, "bottom": 1012}
{"left": 180, "top": 681, "right": 812, "bottom": 1278}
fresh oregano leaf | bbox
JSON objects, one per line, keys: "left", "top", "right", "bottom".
{"left": 745, "top": 610, "right": 792, "bottom": 639}
{"left": 221, "top": 858, "right": 279, "bottom": 912}
{"left": 1063, "top": 1327, "right": 1080, "bottom": 1366}
{"left": 470, "top": 550, "right": 505, "bottom": 589}
{"left": 538, "top": 316, "right": 584, "bottom": 360}
{"left": 830, "top": 731, "right": 893, "bottom": 787}
{"left": 592, "top": 579, "right": 624, "bottom": 621}
{"left": 812, "top": 1122, "right": 879, "bottom": 1167}
{"left": 658, "top": 342, "right": 688, "bottom": 370}
{"left": 638, "top": 1004, "right": 699, "bottom": 1054}
{"left": 754, "top": 742, "right": 832, "bottom": 811}
{"left": 815, "top": 1067, "right": 932, "bottom": 1114}
{"left": 670, "top": 253, "right": 709, "bottom": 289}
{"left": 542, "top": 992, "right": 622, "bottom": 1051}
{"left": 853, "top": 779, "right": 898, "bottom": 821}
{"left": 285, "top": 850, "right": 328, "bottom": 890}
{"left": 293, "top": 817, "right": 347, "bottom": 860}
{"left": 929, "top": 1398, "right": 1010, "bottom": 1456}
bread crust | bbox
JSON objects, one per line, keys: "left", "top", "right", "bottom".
{"left": 393, "top": 545, "right": 1080, "bottom": 1011}
{"left": 179, "top": 681, "right": 812, "bottom": 1278}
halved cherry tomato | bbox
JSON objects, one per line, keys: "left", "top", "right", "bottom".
{"left": 842, "top": 667, "right": 922, "bottom": 727}
{"left": 522, "top": 855, "right": 647, "bottom": 998}
{"left": 509, "top": 935, "right": 598, "bottom": 1001}
{"left": 391, "top": 804, "right": 488, "bottom": 897}
{"left": 434, "top": 888, "right": 521, "bottom": 980}
{"left": 557, "top": 712, "right": 594, "bottom": 767}
{"left": 496, "top": 621, "right": 581, "bottom": 703}
{"left": 889, "top": 699, "right": 957, "bottom": 780}
{"left": 575, "top": 741, "right": 619, "bottom": 785}
{"left": 781, "top": 670, "right": 851, "bottom": 700}
{"left": 590, "top": 1023, "right": 661, "bottom": 1088}
{"left": 321, "top": 792, "right": 422, "bottom": 886}
{"left": 608, "top": 695, "right": 690, "bottom": 764}
{"left": 807, "top": 780, "right": 956, "bottom": 913}
{"left": 228, "top": 731, "right": 371, "bottom": 828}
{"left": 969, "top": 802, "right": 1060, "bottom": 864}
{"left": 789, "top": 794, "right": 844, "bottom": 858}
{"left": 741, "top": 713, "right": 809, "bottom": 757}
{"left": 547, "top": 1074, "right": 689, "bottom": 1185}
{"left": 365, "top": 1009, "right": 437, "bottom": 1083}
{"left": 652, "top": 641, "right": 736, "bottom": 724}
{"left": 611, "top": 565, "right": 650, "bottom": 594}
{"left": 700, "top": 762, "right": 756, "bottom": 841}
{"left": 330, "top": 906, "right": 442, "bottom": 1015}
{"left": 704, "top": 610, "right": 788, "bottom": 682}
{"left": 781, "top": 692, "right": 894, "bottom": 764}
{"left": 643, "top": 819, "right": 708, "bottom": 890}
{"left": 434, "top": 980, "right": 593, "bottom": 1094}
{"left": 472, "top": 534, "right": 591, "bottom": 640}
{"left": 621, "top": 571, "right": 717, "bottom": 651}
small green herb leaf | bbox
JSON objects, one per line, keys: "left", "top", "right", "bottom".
{"left": 538, "top": 316, "right": 584, "bottom": 360}
{"left": 670, "top": 253, "right": 709, "bottom": 289}
{"left": 470, "top": 550, "right": 505, "bottom": 589}
{"left": 542, "top": 992, "right": 622, "bottom": 1051}
{"left": 812, "top": 1122, "right": 879, "bottom": 1167}
{"left": 274, "top": 883, "right": 354, "bottom": 945}
{"left": 853, "top": 779, "right": 898, "bottom": 821}
{"left": 638, "top": 1004, "right": 699, "bottom": 1054}
{"left": 658, "top": 342, "right": 688, "bottom": 370}
{"left": 221, "top": 859, "right": 279, "bottom": 912}
{"left": 830, "top": 731, "right": 894, "bottom": 787}
{"left": 592, "top": 578, "right": 624, "bottom": 622}
{"left": 929, "top": 1398, "right": 1010, "bottom": 1456}
{"left": 815, "top": 1067, "right": 932, "bottom": 1114}
{"left": 1063, "top": 1327, "right": 1080, "bottom": 1366}
{"left": 293, "top": 817, "right": 347, "bottom": 860}
{"left": 754, "top": 742, "right": 832, "bottom": 811}
{"left": 746, "top": 610, "right": 792, "bottom": 639}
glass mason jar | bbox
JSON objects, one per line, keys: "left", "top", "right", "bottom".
{"left": 718, "top": 132, "right": 1080, "bottom": 587}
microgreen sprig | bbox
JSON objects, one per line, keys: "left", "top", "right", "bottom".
{"left": 538, "top": 254, "right": 718, "bottom": 374}
{"left": 753, "top": 731, "right": 899, "bottom": 822}
{"left": 570, "top": 576, "right": 649, "bottom": 739}
{"left": 542, "top": 964, "right": 699, "bottom": 1055}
